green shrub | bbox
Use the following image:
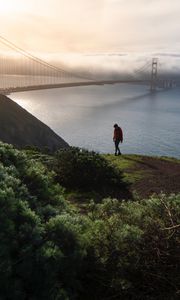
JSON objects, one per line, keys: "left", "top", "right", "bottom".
{"left": 54, "top": 147, "right": 125, "bottom": 191}
{"left": 0, "top": 142, "right": 179, "bottom": 300}
{"left": 82, "top": 194, "right": 180, "bottom": 300}
{"left": 0, "top": 142, "right": 85, "bottom": 299}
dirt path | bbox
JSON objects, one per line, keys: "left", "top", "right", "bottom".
{"left": 116, "top": 155, "right": 180, "bottom": 198}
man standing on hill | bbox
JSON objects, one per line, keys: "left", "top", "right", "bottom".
{"left": 113, "top": 123, "right": 123, "bottom": 155}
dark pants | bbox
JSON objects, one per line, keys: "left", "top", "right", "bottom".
{"left": 114, "top": 139, "right": 121, "bottom": 155}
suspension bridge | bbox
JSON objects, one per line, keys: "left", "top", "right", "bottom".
{"left": 0, "top": 36, "right": 177, "bottom": 95}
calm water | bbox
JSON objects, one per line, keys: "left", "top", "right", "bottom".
{"left": 11, "top": 84, "right": 180, "bottom": 158}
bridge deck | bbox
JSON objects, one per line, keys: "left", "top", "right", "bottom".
{"left": 0, "top": 80, "right": 147, "bottom": 95}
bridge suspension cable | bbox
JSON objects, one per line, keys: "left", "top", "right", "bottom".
{"left": 133, "top": 60, "right": 152, "bottom": 80}
{"left": 0, "top": 36, "right": 177, "bottom": 93}
{"left": 0, "top": 36, "right": 92, "bottom": 81}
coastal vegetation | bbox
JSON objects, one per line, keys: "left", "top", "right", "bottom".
{"left": 0, "top": 142, "right": 179, "bottom": 299}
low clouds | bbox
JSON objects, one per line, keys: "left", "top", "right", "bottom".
{"left": 0, "top": 0, "right": 180, "bottom": 60}
{"left": 46, "top": 51, "right": 180, "bottom": 81}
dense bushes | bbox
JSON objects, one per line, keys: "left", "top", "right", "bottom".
{"left": 82, "top": 195, "right": 180, "bottom": 299}
{"left": 0, "top": 143, "right": 85, "bottom": 299}
{"left": 53, "top": 147, "right": 125, "bottom": 191}
{"left": 0, "top": 142, "right": 179, "bottom": 299}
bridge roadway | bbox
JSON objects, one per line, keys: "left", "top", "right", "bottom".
{"left": 0, "top": 79, "right": 148, "bottom": 95}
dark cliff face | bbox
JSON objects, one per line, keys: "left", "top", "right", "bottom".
{"left": 0, "top": 94, "right": 69, "bottom": 151}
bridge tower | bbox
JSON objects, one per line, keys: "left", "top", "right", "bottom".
{"left": 150, "top": 58, "right": 158, "bottom": 92}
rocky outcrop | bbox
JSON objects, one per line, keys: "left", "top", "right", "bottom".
{"left": 0, "top": 94, "right": 69, "bottom": 151}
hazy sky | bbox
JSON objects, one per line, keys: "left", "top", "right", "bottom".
{"left": 0, "top": 0, "right": 180, "bottom": 54}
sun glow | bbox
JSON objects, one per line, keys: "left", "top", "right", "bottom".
{"left": 0, "top": 0, "right": 27, "bottom": 14}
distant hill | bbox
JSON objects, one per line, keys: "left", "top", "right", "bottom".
{"left": 0, "top": 94, "right": 69, "bottom": 151}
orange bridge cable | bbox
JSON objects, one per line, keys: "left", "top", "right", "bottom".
{"left": 0, "top": 36, "right": 92, "bottom": 81}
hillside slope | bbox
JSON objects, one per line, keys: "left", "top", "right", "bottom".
{"left": 0, "top": 94, "right": 69, "bottom": 151}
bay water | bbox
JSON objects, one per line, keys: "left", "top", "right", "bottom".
{"left": 11, "top": 83, "right": 180, "bottom": 158}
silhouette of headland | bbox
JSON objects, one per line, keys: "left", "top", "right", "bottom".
{"left": 0, "top": 94, "right": 69, "bottom": 151}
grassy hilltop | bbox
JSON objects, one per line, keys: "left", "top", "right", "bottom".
{"left": 0, "top": 142, "right": 179, "bottom": 300}
{"left": 104, "top": 154, "right": 180, "bottom": 197}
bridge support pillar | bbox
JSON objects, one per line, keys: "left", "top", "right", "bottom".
{"left": 150, "top": 58, "right": 158, "bottom": 92}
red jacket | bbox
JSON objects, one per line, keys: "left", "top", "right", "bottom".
{"left": 113, "top": 127, "right": 123, "bottom": 142}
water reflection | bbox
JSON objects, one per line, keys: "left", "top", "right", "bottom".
{"left": 11, "top": 84, "right": 180, "bottom": 158}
